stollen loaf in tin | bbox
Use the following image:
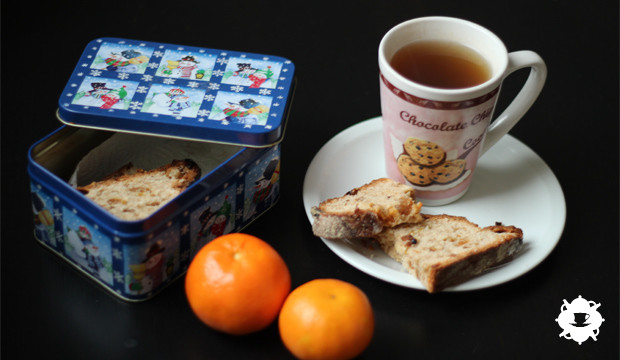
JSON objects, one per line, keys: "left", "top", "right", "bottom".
{"left": 77, "top": 159, "right": 201, "bottom": 221}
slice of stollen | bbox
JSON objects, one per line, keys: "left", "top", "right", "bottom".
{"left": 374, "top": 214, "right": 523, "bottom": 293}
{"left": 78, "top": 159, "right": 201, "bottom": 221}
{"left": 311, "top": 178, "right": 424, "bottom": 240}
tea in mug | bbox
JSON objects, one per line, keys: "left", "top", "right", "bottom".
{"left": 390, "top": 40, "right": 491, "bottom": 89}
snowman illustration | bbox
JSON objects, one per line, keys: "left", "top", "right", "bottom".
{"left": 66, "top": 225, "right": 103, "bottom": 274}
{"left": 248, "top": 66, "right": 274, "bottom": 88}
{"left": 129, "top": 273, "right": 154, "bottom": 294}
{"left": 197, "top": 199, "right": 232, "bottom": 240}
{"left": 152, "top": 88, "right": 192, "bottom": 114}
{"left": 66, "top": 228, "right": 86, "bottom": 259}
{"left": 233, "top": 63, "right": 256, "bottom": 78}
{"left": 75, "top": 82, "right": 113, "bottom": 107}
{"left": 79, "top": 226, "right": 103, "bottom": 272}
{"left": 222, "top": 98, "right": 268, "bottom": 125}
{"left": 163, "top": 60, "right": 179, "bottom": 75}
{"left": 197, "top": 207, "right": 216, "bottom": 238}
{"left": 31, "top": 192, "right": 54, "bottom": 244}
{"left": 104, "top": 49, "right": 146, "bottom": 73}
{"left": 100, "top": 85, "right": 127, "bottom": 109}
{"left": 86, "top": 82, "right": 112, "bottom": 99}
{"left": 143, "top": 242, "right": 166, "bottom": 290}
{"left": 176, "top": 55, "right": 199, "bottom": 79}
{"left": 128, "top": 262, "right": 150, "bottom": 294}
{"left": 210, "top": 200, "right": 232, "bottom": 238}
{"left": 248, "top": 159, "right": 280, "bottom": 217}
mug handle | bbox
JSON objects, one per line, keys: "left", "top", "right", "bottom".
{"left": 481, "top": 50, "right": 547, "bottom": 155}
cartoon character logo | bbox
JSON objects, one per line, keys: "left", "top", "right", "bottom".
{"left": 555, "top": 295, "right": 605, "bottom": 345}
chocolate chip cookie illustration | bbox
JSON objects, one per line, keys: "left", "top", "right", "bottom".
{"left": 398, "top": 154, "right": 434, "bottom": 186}
{"left": 403, "top": 138, "right": 446, "bottom": 166}
{"left": 430, "top": 159, "right": 467, "bottom": 184}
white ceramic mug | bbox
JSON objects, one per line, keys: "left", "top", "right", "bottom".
{"left": 379, "top": 16, "right": 546, "bottom": 206}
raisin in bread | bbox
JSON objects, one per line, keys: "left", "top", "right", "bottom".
{"left": 78, "top": 159, "right": 201, "bottom": 221}
{"left": 374, "top": 214, "right": 523, "bottom": 293}
{"left": 311, "top": 178, "right": 424, "bottom": 239}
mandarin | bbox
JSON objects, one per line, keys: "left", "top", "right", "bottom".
{"left": 185, "top": 233, "right": 291, "bottom": 335}
{"left": 278, "top": 279, "right": 374, "bottom": 360}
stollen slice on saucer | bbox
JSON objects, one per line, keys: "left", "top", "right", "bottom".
{"left": 311, "top": 178, "right": 424, "bottom": 240}
{"left": 374, "top": 214, "right": 523, "bottom": 293}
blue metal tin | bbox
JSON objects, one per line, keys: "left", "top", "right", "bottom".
{"left": 28, "top": 38, "right": 294, "bottom": 301}
{"left": 58, "top": 37, "right": 295, "bottom": 147}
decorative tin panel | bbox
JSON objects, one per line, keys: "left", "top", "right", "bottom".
{"left": 58, "top": 38, "right": 295, "bottom": 147}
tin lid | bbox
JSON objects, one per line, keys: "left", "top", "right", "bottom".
{"left": 58, "top": 38, "right": 295, "bottom": 147}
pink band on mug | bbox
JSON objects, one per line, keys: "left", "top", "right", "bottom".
{"left": 380, "top": 74, "right": 499, "bottom": 110}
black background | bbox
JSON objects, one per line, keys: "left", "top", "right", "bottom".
{"left": 2, "top": 1, "right": 618, "bottom": 359}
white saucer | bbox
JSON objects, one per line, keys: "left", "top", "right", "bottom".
{"left": 302, "top": 116, "right": 566, "bottom": 292}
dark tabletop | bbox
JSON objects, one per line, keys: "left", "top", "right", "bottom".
{"left": 2, "top": 1, "right": 618, "bottom": 359}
